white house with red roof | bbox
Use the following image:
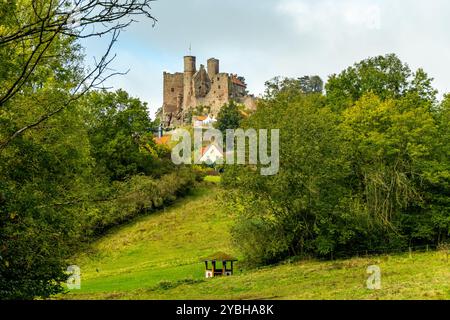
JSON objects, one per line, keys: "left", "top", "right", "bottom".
{"left": 199, "top": 144, "right": 223, "bottom": 164}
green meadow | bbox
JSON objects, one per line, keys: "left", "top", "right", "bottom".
{"left": 61, "top": 180, "right": 450, "bottom": 300}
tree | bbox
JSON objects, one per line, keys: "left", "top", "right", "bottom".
{"left": 299, "top": 75, "right": 323, "bottom": 94}
{"left": 222, "top": 92, "right": 350, "bottom": 264}
{"left": 0, "top": 0, "right": 156, "bottom": 149}
{"left": 0, "top": 0, "right": 157, "bottom": 299}
{"left": 263, "top": 76, "right": 302, "bottom": 99}
{"left": 0, "top": 94, "right": 95, "bottom": 299}
{"left": 326, "top": 53, "right": 437, "bottom": 111}
{"left": 215, "top": 101, "right": 244, "bottom": 134}
{"left": 405, "top": 94, "right": 450, "bottom": 244}
{"left": 84, "top": 89, "right": 161, "bottom": 181}
{"left": 264, "top": 76, "right": 323, "bottom": 99}
{"left": 223, "top": 55, "right": 448, "bottom": 265}
{"left": 340, "top": 92, "right": 437, "bottom": 228}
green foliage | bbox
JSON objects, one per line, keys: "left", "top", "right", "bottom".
{"left": 340, "top": 93, "right": 437, "bottom": 224}
{"left": 264, "top": 75, "right": 323, "bottom": 99}
{"left": 0, "top": 104, "right": 93, "bottom": 299}
{"left": 0, "top": 0, "right": 173, "bottom": 300}
{"left": 82, "top": 89, "right": 163, "bottom": 181}
{"left": 2, "top": 3, "right": 449, "bottom": 298}
{"left": 223, "top": 93, "right": 352, "bottom": 263}
{"left": 80, "top": 167, "right": 200, "bottom": 238}
{"left": 0, "top": 87, "right": 198, "bottom": 299}
{"left": 404, "top": 94, "right": 450, "bottom": 244}
{"left": 223, "top": 55, "right": 449, "bottom": 265}
{"left": 0, "top": 2, "right": 89, "bottom": 298}
{"left": 326, "top": 53, "right": 437, "bottom": 111}
{"left": 299, "top": 75, "right": 324, "bottom": 94}
{"left": 214, "top": 101, "right": 244, "bottom": 133}
{"left": 0, "top": 12, "right": 191, "bottom": 299}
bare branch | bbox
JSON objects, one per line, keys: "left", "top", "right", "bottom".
{"left": 0, "top": 0, "right": 157, "bottom": 45}
{"left": 0, "top": 29, "right": 124, "bottom": 151}
{"left": 0, "top": 0, "right": 157, "bottom": 107}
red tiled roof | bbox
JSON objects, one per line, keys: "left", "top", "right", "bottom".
{"left": 154, "top": 135, "right": 170, "bottom": 145}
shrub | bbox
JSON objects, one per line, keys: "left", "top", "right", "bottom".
{"left": 79, "top": 167, "right": 200, "bottom": 238}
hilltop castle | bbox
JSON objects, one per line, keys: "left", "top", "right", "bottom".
{"left": 161, "top": 56, "right": 257, "bottom": 127}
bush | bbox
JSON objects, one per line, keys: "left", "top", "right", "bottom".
{"left": 80, "top": 167, "right": 200, "bottom": 238}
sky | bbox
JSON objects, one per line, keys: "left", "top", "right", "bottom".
{"left": 80, "top": 0, "right": 450, "bottom": 118}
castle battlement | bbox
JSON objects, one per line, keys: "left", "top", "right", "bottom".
{"left": 161, "top": 56, "right": 256, "bottom": 127}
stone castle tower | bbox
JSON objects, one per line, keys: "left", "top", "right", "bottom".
{"left": 161, "top": 56, "right": 256, "bottom": 127}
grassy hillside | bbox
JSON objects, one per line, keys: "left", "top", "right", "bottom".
{"left": 61, "top": 181, "right": 450, "bottom": 300}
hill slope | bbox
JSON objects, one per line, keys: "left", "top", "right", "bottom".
{"left": 63, "top": 182, "right": 450, "bottom": 300}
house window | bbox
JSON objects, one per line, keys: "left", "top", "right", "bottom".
{"left": 171, "top": 88, "right": 174, "bottom": 92}
{"left": 218, "top": 85, "right": 221, "bottom": 89}
{"left": 217, "top": 77, "right": 220, "bottom": 81}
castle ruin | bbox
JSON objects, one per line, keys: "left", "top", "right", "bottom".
{"left": 161, "top": 56, "right": 257, "bottom": 127}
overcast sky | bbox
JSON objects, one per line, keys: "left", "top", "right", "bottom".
{"left": 80, "top": 0, "right": 450, "bottom": 117}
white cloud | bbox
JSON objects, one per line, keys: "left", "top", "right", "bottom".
{"left": 277, "top": 0, "right": 381, "bottom": 32}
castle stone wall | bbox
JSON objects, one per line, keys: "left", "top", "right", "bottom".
{"left": 162, "top": 56, "right": 256, "bottom": 126}
{"left": 163, "top": 72, "right": 183, "bottom": 113}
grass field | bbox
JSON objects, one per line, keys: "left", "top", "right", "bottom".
{"left": 61, "top": 178, "right": 450, "bottom": 300}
